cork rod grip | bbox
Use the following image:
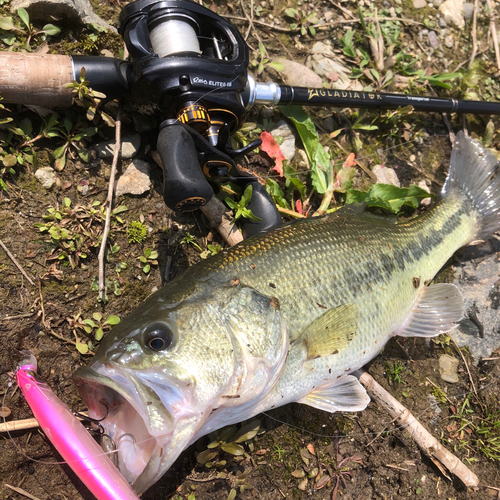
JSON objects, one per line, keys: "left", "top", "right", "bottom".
{"left": 0, "top": 52, "right": 74, "bottom": 107}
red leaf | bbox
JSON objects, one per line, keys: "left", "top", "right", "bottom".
{"left": 295, "top": 199, "right": 303, "bottom": 214}
{"left": 260, "top": 131, "right": 285, "bottom": 176}
{"left": 343, "top": 153, "right": 356, "bottom": 168}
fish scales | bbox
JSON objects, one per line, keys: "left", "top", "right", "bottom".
{"left": 74, "top": 132, "right": 500, "bottom": 494}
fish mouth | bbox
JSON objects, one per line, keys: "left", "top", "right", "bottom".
{"left": 73, "top": 363, "right": 183, "bottom": 492}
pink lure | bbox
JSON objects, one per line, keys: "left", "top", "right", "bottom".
{"left": 16, "top": 358, "right": 140, "bottom": 500}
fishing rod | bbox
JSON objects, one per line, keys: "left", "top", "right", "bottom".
{"left": 1, "top": 0, "right": 500, "bottom": 235}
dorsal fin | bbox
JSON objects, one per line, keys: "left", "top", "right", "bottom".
{"left": 395, "top": 283, "right": 464, "bottom": 338}
{"left": 295, "top": 303, "right": 357, "bottom": 360}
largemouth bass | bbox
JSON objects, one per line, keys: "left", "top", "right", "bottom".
{"left": 74, "top": 132, "right": 500, "bottom": 494}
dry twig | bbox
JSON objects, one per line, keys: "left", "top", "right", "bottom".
{"left": 98, "top": 104, "right": 123, "bottom": 301}
{"left": 469, "top": 0, "right": 479, "bottom": 69}
{"left": 2, "top": 483, "right": 42, "bottom": 500}
{"left": 485, "top": 0, "right": 500, "bottom": 72}
{"left": 0, "top": 237, "right": 34, "bottom": 285}
{"left": 356, "top": 370, "right": 479, "bottom": 487}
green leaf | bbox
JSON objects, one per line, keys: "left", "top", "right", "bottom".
{"left": 267, "top": 61, "right": 285, "bottom": 72}
{"left": 76, "top": 340, "right": 89, "bottom": 354}
{"left": 281, "top": 105, "right": 331, "bottom": 194}
{"left": 226, "top": 489, "right": 237, "bottom": 500}
{"left": 92, "top": 312, "right": 103, "bottom": 322}
{"left": 196, "top": 449, "right": 218, "bottom": 464}
{"left": 2, "top": 154, "right": 18, "bottom": 167}
{"left": 17, "top": 8, "right": 30, "bottom": 29}
{"left": 42, "top": 24, "right": 61, "bottom": 36}
{"left": 266, "top": 179, "right": 289, "bottom": 209}
{"left": 0, "top": 32, "right": 16, "bottom": 45}
{"left": 143, "top": 264, "right": 150, "bottom": 273}
{"left": 95, "top": 327, "right": 104, "bottom": 341}
{"left": 53, "top": 144, "right": 67, "bottom": 159}
{"left": 233, "top": 420, "right": 261, "bottom": 443}
{"left": 0, "top": 17, "right": 16, "bottom": 30}
{"left": 283, "top": 163, "right": 306, "bottom": 199}
{"left": 83, "top": 319, "right": 97, "bottom": 328}
{"left": 104, "top": 315, "right": 121, "bottom": 325}
{"left": 220, "top": 442, "right": 245, "bottom": 456}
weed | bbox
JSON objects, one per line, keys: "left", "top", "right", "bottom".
{"left": 385, "top": 361, "right": 406, "bottom": 384}
{"left": 250, "top": 42, "right": 284, "bottom": 76}
{"left": 225, "top": 184, "right": 262, "bottom": 224}
{"left": 0, "top": 8, "right": 60, "bottom": 50}
{"left": 66, "top": 311, "right": 120, "bottom": 353}
{"left": 196, "top": 420, "right": 261, "bottom": 469}
{"left": 34, "top": 198, "right": 127, "bottom": 269}
{"left": 475, "top": 410, "right": 500, "bottom": 461}
{"left": 200, "top": 243, "right": 222, "bottom": 259}
{"left": 138, "top": 248, "right": 158, "bottom": 274}
{"left": 180, "top": 231, "right": 203, "bottom": 252}
{"left": 432, "top": 386, "right": 448, "bottom": 405}
{"left": 283, "top": 7, "right": 319, "bottom": 37}
{"left": 127, "top": 220, "right": 148, "bottom": 244}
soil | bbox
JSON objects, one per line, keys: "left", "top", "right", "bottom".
{"left": 1, "top": 1, "right": 500, "bottom": 500}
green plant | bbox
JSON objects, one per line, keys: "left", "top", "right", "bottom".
{"left": 250, "top": 42, "right": 284, "bottom": 75}
{"left": 67, "top": 311, "right": 120, "bottom": 354}
{"left": 35, "top": 198, "right": 127, "bottom": 269}
{"left": 139, "top": 248, "right": 158, "bottom": 273}
{"left": 283, "top": 7, "right": 319, "bottom": 36}
{"left": 475, "top": 411, "right": 500, "bottom": 460}
{"left": 225, "top": 185, "right": 262, "bottom": 224}
{"left": 127, "top": 220, "right": 148, "bottom": 244}
{"left": 180, "top": 231, "right": 203, "bottom": 252}
{"left": 196, "top": 420, "right": 261, "bottom": 469}
{"left": 0, "top": 8, "right": 60, "bottom": 50}
{"left": 200, "top": 243, "right": 222, "bottom": 259}
{"left": 64, "top": 68, "right": 115, "bottom": 126}
{"left": 385, "top": 361, "right": 406, "bottom": 384}
{"left": 51, "top": 113, "right": 97, "bottom": 170}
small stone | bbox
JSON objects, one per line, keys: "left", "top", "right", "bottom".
{"left": 439, "top": 354, "right": 459, "bottom": 383}
{"left": 115, "top": 160, "right": 152, "bottom": 197}
{"left": 439, "top": 17, "right": 447, "bottom": 27}
{"left": 444, "top": 35, "right": 454, "bottom": 48}
{"left": 0, "top": 406, "right": 11, "bottom": 418}
{"left": 439, "top": 0, "right": 465, "bottom": 29}
{"left": 35, "top": 167, "right": 57, "bottom": 189}
{"left": 462, "top": 2, "right": 474, "bottom": 19}
{"left": 409, "top": 154, "right": 416, "bottom": 162}
{"left": 433, "top": 0, "right": 443, "bottom": 6}
{"left": 98, "top": 134, "right": 141, "bottom": 159}
{"left": 414, "top": 0, "right": 427, "bottom": 8}
{"left": 373, "top": 165, "right": 400, "bottom": 187}
{"left": 428, "top": 31, "right": 439, "bottom": 48}
{"left": 270, "top": 120, "right": 296, "bottom": 162}
{"left": 275, "top": 58, "right": 323, "bottom": 88}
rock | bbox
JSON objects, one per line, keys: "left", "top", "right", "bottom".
{"left": 35, "top": 167, "right": 57, "bottom": 189}
{"left": 438, "top": 17, "right": 448, "bottom": 27}
{"left": 274, "top": 59, "right": 322, "bottom": 88}
{"left": 413, "top": 0, "right": 427, "bottom": 9}
{"left": 270, "top": 120, "right": 296, "bottom": 162}
{"left": 433, "top": 0, "right": 443, "bottom": 6}
{"left": 428, "top": 30, "right": 439, "bottom": 48}
{"left": 115, "top": 160, "right": 151, "bottom": 197}
{"left": 98, "top": 134, "right": 141, "bottom": 159}
{"left": 10, "top": 0, "right": 115, "bottom": 31}
{"left": 439, "top": 0, "right": 465, "bottom": 29}
{"left": 373, "top": 165, "right": 400, "bottom": 187}
{"left": 444, "top": 35, "right": 454, "bottom": 48}
{"left": 439, "top": 354, "right": 459, "bottom": 383}
{"left": 462, "top": 2, "right": 475, "bottom": 20}
{"left": 306, "top": 41, "right": 363, "bottom": 91}
{"left": 451, "top": 237, "right": 500, "bottom": 363}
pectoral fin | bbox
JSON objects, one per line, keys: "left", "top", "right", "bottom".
{"left": 298, "top": 375, "right": 369, "bottom": 412}
{"left": 295, "top": 303, "right": 357, "bottom": 360}
{"left": 395, "top": 283, "right": 464, "bottom": 338}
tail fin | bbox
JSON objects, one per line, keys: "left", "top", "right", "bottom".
{"left": 442, "top": 131, "right": 500, "bottom": 239}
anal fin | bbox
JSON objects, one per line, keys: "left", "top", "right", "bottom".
{"left": 395, "top": 283, "right": 464, "bottom": 338}
{"left": 298, "top": 375, "right": 370, "bottom": 413}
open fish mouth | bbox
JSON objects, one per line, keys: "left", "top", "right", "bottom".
{"left": 73, "top": 364, "right": 174, "bottom": 488}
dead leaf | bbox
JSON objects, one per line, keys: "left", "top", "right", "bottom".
{"left": 260, "top": 131, "right": 285, "bottom": 176}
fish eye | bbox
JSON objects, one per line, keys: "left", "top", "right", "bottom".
{"left": 144, "top": 325, "right": 173, "bottom": 351}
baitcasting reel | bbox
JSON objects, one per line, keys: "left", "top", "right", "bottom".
{"left": 75, "top": 0, "right": 282, "bottom": 237}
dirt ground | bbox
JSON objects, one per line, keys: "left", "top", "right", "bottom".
{"left": 1, "top": 0, "right": 500, "bottom": 499}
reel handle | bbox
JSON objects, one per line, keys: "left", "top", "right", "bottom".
{"left": 157, "top": 123, "right": 214, "bottom": 212}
